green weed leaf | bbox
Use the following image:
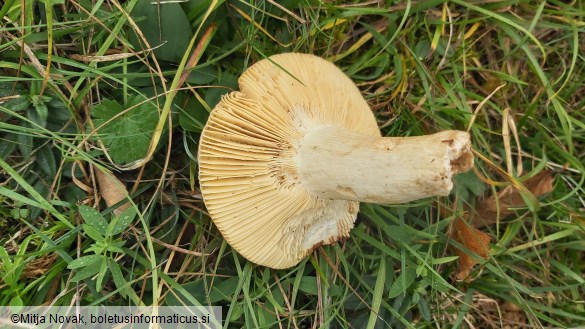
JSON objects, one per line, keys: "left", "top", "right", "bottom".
{"left": 0, "top": 246, "right": 11, "bottom": 266}
{"left": 186, "top": 66, "right": 217, "bottom": 85}
{"left": 9, "top": 295, "right": 23, "bottom": 308}
{"left": 452, "top": 170, "right": 485, "bottom": 202}
{"left": 108, "top": 207, "right": 136, "bottom": 236}
{"left": 29, "top": 95, "right": 49, "bottom": 128}
{"left": 0, "top": 134, "right": 18, "bottom": 160}
{"left": 67, "top": 254, "right": 102, "bottom": 270}
{"left": 82, "top": 224, "right": 105, "bottom": 242}
{"left": 16, "top": 133, "right": 32, "bottom": 160}
{"left": 298, "top": 276, "right": 318, "bottom": 296}
{"left": 130, "top": 2, "right": 192, "bottom": 63}
{"left": 92, "top": 96, "right": 158, "bottom": 164}
{"left": 86, "top": 241, "right": 107, "bottom": 255}
{"left": 104, "top": 240, "right": 125, "bottom": 254}
{"left": 79, "top": 205, "right": 108, "bottom": 236}
{"left": 71, "top": 258, "right": 103, "bottom": 282}
{"left": 92, "top": 99, "right": 122, "bottom": 118}
{"left": 36, "top": 145, "right": 57, "bottom": 177}
{"left": 388, "top": 266, "right": 417, "bottom": 298}
{"left": 96, "top": 257, "right": 108, "bottom": 292}
{"left": 0, "top": 82, "right": 28, "bottom": 114}
{"left": 178, "top": 98, "right": 208, "bottom": 133}
{"left": 109, "top": 259, "right": 128, "bottom": 299}
{"left": 212, "top": 277, "right": 240, "bottom": 302}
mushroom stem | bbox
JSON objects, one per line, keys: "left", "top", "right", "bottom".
{"left": 297, "top": 126, "right": 473, "bottom": 204}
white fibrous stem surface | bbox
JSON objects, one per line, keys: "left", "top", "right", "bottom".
{"left": 298, "top": 126, "right": 473, "bottom": 204}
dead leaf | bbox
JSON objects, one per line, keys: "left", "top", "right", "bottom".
{"left": 452, "top": 216, "right": 491, "bottom": 281}
{"left": 472, "top": 170, "right": 554, "bottom": 228}
{"left": 94, "top": 165, "right": 130, "bottom": 216}
{"left": 501, "top": 302, "right": 526, "bottom": 328}
{"left": 448, "top": 170, "right": 554, "bottom": 281}
{"left": 22, "top": 253, "right": 58, "bottom": 278}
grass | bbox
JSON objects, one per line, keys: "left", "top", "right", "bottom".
{"left": 1, "top": 0, "right": 584, "bottom": 328}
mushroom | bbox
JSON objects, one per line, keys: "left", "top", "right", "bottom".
{"left": 198, "top": 53, "right": 473, "bottom": 269}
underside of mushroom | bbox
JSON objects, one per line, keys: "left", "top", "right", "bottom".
{"left": 198, "top": 53, "right": 473, "bottom": 269}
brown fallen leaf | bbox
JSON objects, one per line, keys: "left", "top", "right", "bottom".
{"left": 450, "top": 170, "right": 554, "bottom": 281}
{"left": 452, "top": 216, "right": 491, "bottom": 281}
{"left": 94, "top": 165, "right": 130, "bottom": 216}
{"left": 22, "top": 253, "right": 58, "bottom": 278}
{"left": 472, "top": 170, "right": 553, "bottom": 228}
{"left": 501, "top": 302, "right": 527, "bottom": 328}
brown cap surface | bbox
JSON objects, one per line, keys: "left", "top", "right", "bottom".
{"left": 198, "top": 53, "right": 379, "bottom": 268}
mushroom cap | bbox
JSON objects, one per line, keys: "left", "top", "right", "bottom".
{"left": 198, "top": 53, "right": 379, "bottom": 269}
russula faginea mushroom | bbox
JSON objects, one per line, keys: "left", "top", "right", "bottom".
{"left": 198, "top": 53, "right": 473, "bottom": 269}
